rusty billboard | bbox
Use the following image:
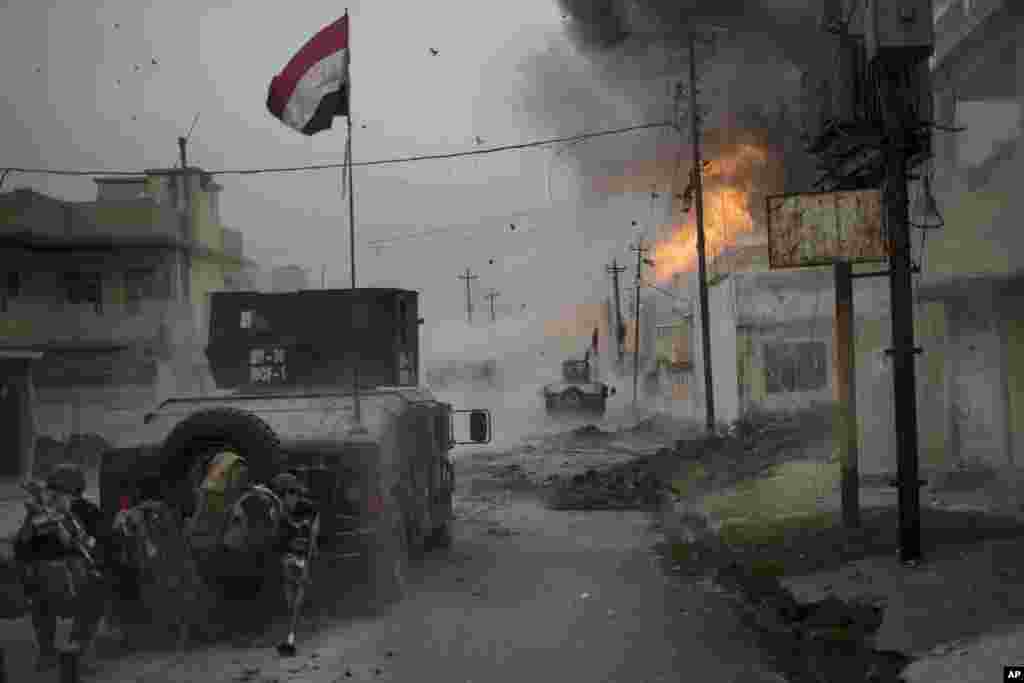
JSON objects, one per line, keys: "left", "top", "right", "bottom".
{"left": 766, "top": 189, "right": 890, "bottom": 269}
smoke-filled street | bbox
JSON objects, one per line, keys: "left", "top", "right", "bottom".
{"left": 48, "top": 419, "right": 784, "bottom": 683}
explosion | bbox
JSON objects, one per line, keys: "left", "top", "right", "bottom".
{"left": 651, "top": 138, "right": 776, "bottom": 283}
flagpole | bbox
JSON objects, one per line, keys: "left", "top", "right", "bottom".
{"left": 345, "top": 9, "right": 356, "bottom": 291}
{"left": 344, "top": 8, "right": 364, "bottom": 429}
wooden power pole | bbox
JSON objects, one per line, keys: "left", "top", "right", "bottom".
{"left": 631, "top": 240, "right": 649, "bottom": 411}
{"left": 485, "top": 289, "right": 499, "bottom": 323}
{"left": 606, "top": 259, "right": 627, "bottom": 363}
{"left": 689, "top": 29, "right": 715, "bottom": 433}
{"left": 458, "top": 268, "right": 478, "bottom": 324}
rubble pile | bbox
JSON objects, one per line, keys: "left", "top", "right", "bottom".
{"left": 544, "top": 457, "right": 666, "bottom": 510}
{"left": 668, "top": 409, "right": 835, "bottom": 495}
{"left": 713, "top": 562, "right": 914, "bottom": 683}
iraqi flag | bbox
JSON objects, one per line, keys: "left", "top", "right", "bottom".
{"left": 267, "top": 15, "right": 350, "bottom": 135}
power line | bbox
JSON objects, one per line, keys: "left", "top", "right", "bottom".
{"left": 1, "top": 121, "right": 674, "bottom": 179}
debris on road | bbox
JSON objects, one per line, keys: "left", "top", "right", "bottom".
{"left": 713, "top": 562, "right": 914, "bottom": 683}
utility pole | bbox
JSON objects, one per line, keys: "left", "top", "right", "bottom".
{"left": 631, "top": 240, "right": 649, "bottom": 412}
{"left": 321, "top": 265, "right": 326, "bottom": 289}
{"left": 606, "top": 259, "right": 627, "bottom": 364}
{"left": 176, "top": 137, "right": 192, "bottom": 304}
{"left": 485, "top": 289, "right": 499, "bottom": 323}
{"left": 689, "top": 29, "right": 716, "bottom": 433}
{"left": 458, "top": 268, "right": 478, "bottom": 324}
{"left": 881, "top": 60, "right": 922, "bottom": 565}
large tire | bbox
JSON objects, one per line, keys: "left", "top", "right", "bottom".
{"left": 157, "top": 407, "right": 283, "bottom": 515}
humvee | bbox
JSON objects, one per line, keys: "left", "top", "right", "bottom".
{"left": 542, "top": 356, "right": 615, "bottom": 416}
{"left": 99, "top": 288, "right": 491, "bottom": 605}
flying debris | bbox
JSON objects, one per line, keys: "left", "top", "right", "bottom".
{"left": 474, "top": 136, "right": 485, "bottom": 145}
{"left": 631, "top": 221, "right": 637, "bottom": 227}
{"left": 133, "top": 64, "right": 141, "bottom": 72}
{"left": 33, "top": 65, "right": 42, "bottom": 73}
{"left": 429, "top": 48, "right": 439, "bottom": 56}
{"left": 651, "top": 192, "right": 659, "bottom": 199}
{"left": 113, "top": 23, "right": 120, "bottom": 29}
{"left": 131, "top": 115, "right": 137, "bottom": 121}
{"left": 488, "top": 259, "right": 495, "bottom": 265}
{"left": 114, "top": 79, "right": 122, "bottom": 88}
{"left": 151, "top": 58, "right": 158, "bottom": 66}
{"left": 361, "top": 124, "right": 367, "bottom": 129}
{"left": 509, "top": 223, "right": 516, "bottom": 231}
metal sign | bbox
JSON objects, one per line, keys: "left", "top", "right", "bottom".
{"left": 249, "top": 346, "right": 289, "bottom": 385}
{"left": 766, "top": 189, "right": 889, "bottom": 269}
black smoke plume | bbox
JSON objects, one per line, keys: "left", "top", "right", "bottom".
{"left": 520, "top": 0, "right": 832, "bottom": 196}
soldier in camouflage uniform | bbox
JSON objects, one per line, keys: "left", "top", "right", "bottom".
{"left": 15, "top": 464, "right": 107, "bottom": 673}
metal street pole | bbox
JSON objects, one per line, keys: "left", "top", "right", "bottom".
{"left": 689, "top": 30, "right": 715, "bottom": 432}
{"left": 881, "top": 61, "right": 922, "bottom": 564}
{"left": 834, "top": 261, "right": 860, "bottom": 529}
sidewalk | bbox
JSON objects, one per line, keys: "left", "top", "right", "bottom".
{"left": 658, "top": 447, "right": 1024, "bottom": 683}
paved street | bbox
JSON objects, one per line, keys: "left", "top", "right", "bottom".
{"left": 2, "top": 432, "right": 786, "bottom": 683}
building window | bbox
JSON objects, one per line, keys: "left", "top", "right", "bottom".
{"left": 764, "top": 341, "right": 828, "bottom": 394}
{"left": 62, "top": 272, "right": 102, "bottom": 314}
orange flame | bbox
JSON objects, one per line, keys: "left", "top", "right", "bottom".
{"left": 651, "top": 141, "right": 774, "bottom": 283}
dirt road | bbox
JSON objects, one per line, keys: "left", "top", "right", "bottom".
{"left": 13, "top": 432, "right": 784, "bottom": 683}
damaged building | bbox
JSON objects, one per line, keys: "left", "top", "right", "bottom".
{"left": 0, "top": 166, "right": 251, "bottom": 478}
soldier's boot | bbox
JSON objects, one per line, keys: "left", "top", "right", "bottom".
{"left": 70, "top": 616, "right": 103, "bottom": 675}
{"left": 31, "top": 604, "right": 59, "bottom": 671}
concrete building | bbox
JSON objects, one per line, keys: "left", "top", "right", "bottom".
{"left": 0, "top": 167, "right": 250, "bottom": 478}
{"left": 918, "top": 0, "right": 1024, "bottom": 471}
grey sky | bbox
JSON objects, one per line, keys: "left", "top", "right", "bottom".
{"left": 1, "top": 0, "right": 667, "bottom": 329}
{"left": 2, "top": 0, "right": 1012, "bottom": 333}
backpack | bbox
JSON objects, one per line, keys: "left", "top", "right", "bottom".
{"left": 112, "top": 500, "right": 213, "bottom": 637}
{"left": 186, "top": 452, "right": 250, "bottom": 552}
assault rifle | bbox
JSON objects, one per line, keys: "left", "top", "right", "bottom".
{"left": 21, "top": 480, "right": 99, "bottom": 573}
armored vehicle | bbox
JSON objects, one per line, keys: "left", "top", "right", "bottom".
{"left": 542, "top": 356, "right": 615, "bottom": 416}
{"left": 99, "top": 289, "right": 491, "bottom": 608}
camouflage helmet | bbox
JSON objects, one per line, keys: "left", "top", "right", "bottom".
{"left": 270, "top": 472, "right": 306, "bottom": 496}
{"left": 46, "top": 463, "right": 86, "bottom": 496}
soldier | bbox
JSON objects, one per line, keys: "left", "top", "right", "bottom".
{"left": 269, "top": 473, "right": 317, "bottom": 553}
{"left": 268, "top": 473, "right": 318, "bottom": 609}
{"left": 14, "top": 464, "right": 107, "bottom": 673}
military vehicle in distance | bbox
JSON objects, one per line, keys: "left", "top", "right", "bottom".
{"left": 99, "top": 288, "right": 491, "bottom": 606}
{"left": 542, "top": 355, "right": 615, "bottom": 417}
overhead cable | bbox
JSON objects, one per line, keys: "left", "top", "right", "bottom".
{"left": 1, "top": 122, "right": 674, "bottom": 179}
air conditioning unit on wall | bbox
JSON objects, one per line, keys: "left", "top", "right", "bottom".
{"left": 864, "top": 0, "right": 935, "bottom": 63}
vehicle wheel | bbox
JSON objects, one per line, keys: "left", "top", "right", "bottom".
{"left": 561, "top": 388, "right": 584, "bottom": 409}
{"left": 157, "top": 407, "right": 283, "bottom": 517}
